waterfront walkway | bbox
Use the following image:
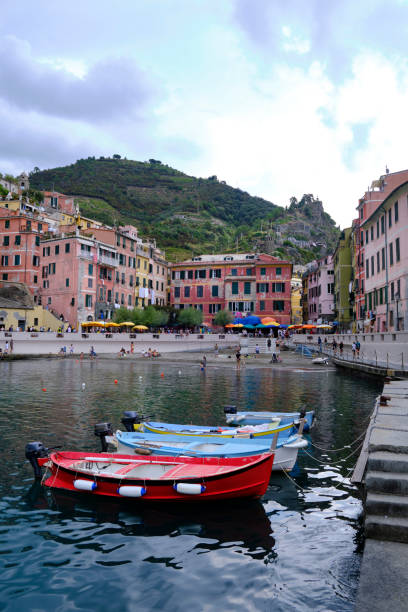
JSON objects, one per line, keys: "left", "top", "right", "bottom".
{"left": 353, "top": 379, "right": 408, "bottom": 610}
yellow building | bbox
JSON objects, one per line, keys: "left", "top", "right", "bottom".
{"left": 291, "top": 285, "right": 303, "bottom": 324}
{"left": 0, "top": 282, "right": 62, "bottom": 331}
{"left": 135, "top": 245, "right": 150, "bottom": 307}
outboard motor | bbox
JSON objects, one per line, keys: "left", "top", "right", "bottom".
{"left": 25, "top": 441, "right": 49, "bottom": 479}
{"left": 297, "top": 408, "right": 307, "bottom": 435}
{"left": 121, "top": 411, "right": 140, "bottom": 432}
{"left": 223, "top": 405, "right": 237, "bottom": 415}
{"left": 94, "top": 422, "right": 113, "bottom": 452}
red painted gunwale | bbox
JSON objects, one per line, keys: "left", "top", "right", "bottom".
{"left": 41, "top": 451, "right": 274, "bottom": 502}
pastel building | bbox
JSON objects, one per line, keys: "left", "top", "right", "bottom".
{"left": 354, "top": 169, "right": 408, "bottom": 331}
{"left": 361, "top": 180, "right": 408, "bottom": 332}
{"left": 170, "top": 253, "right": 292, "bottom": 326}
{"left": 304, "top": 256, "right": 335, "bottom": 323}
{"left": 0, "top": 208, "right": 48, "bottom": 302}
{"left": 333, "top": 228, "right": 353, "bottom": 329}
{"left": 39, "top": 233, "right": 101, "bottom": 325}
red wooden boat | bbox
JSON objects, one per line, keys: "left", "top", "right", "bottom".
{"left": 37, "top": 450, "right": 274, "bottom": 502}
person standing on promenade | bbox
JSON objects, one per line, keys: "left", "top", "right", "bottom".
{"left": 352, "top": 342, "right": 356, "bottom": 359}
{"left": 339, "top": 341, "right": 344, "bottom": 356}
{"left": 255, "top": 344, "right": 260, "bottom": 358}
{"left": 5, "top": 341, "right": 9, "bottom": 355}
{"left": 69, "top": 344, "right": 74, "bottom": 356}
{"left": 318, "top": 336, "right": 322, "bottom": 352}
{"left": 267, "top": 337, "right": 271, "bottom": 352}
{"left": 214, "top": 343, "right": 219, "bottom": 357}
{"left": 356, "top": 340, "right": 360, "bottom": 358}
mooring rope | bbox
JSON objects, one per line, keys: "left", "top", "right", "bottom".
{"left": 281, "top": 461, "right": 357, "bottom": 497}
{"left": 301, "top": 440, "right": 364, "bottom": 465}
{"left": 308, "top": 427, "right": 367, "bottom": 453}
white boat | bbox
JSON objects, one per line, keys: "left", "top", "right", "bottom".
{"left": 107, "top": 430, "right": 308, "bottom": 472}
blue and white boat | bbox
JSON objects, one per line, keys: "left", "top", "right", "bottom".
{"left": 110, "top": 430, "right": 308, "bottom": 471}
{"left": 141, "top": 420, "right": 295, "bottom": 439}
{"left": 223, "top": 408, "right": 315, "bottom": 432}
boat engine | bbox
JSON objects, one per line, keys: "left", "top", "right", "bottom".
{"left": 223, "top": 405, "right": 237, "bottom": 414}
{"left": 94, "top": 422, "right": 113, "bottom": 452}
{"left": 121, "top": 411, "right": 141, "bottom": 432}
{"left": 25, "top": 441, "right": 49, "bottom": 479}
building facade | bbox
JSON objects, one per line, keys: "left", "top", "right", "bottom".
{"left": 0, "top": 208, "right": 48, "bottom": 302}
{"left": 333, "top": 228, "right": 353, "bottom": 330}
{"left": 361, "top": 181, "right": 408, "bottom": 332}
{"left": 170, "top": 253, "right": 292, "bottom": 325}
{"left": 305, "top": 256, "right": 335, "bottom": 323}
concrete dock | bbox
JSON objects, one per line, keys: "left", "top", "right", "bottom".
{"left": 353, "top": 379, "right": 408, "bottom": 610}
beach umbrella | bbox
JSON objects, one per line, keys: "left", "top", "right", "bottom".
{"left": 302, "top": 324, "right": 317, "bottom": 329}
{"left": 119, "top": 321, "right": 136, "bottom": 327}
{"left": 261, "top": 317, "right": 279, "bottom": 326}
{"left": 233, "top": 317, "right": 245, "bottom": 325}
{"left": 242, "top": 315, "right": 261, "bottom": 326}
{"left": 243, "top": 324, "right": 256, "bottom": 329}
{"left": 317, "top": 324, "right": 332, "bottom": 329}
{"left": 255, "top": 323, "right": 269, "bottom": 329}
{"left": 279, "top": 324, "right": 289, "bottom": 329}
{"left": 133, "top": 325, "right": 148, "bottom": 331}
{"left": 225, "top": 323, "right": 235, "bottom": 328}
{"left": 106, "top": 322, "right": 120, "bottom": 327}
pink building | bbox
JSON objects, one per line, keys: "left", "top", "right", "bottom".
{"left": 0, "top": 208, "right": 47, "bottom": 303}
{"left": 91, "top": 226, "right": 138, "bottom": 311}
{"left": 355, "top": 169, "right": 408, "bottom": 329}
{"left": 305, "top": 255, "right": 334, "bottom": 323}
{"left": 39, "top": 234, "right": 100, "bottom": 326}
{"left": 361, "top": 180, "right": 408, "bottom": 331}
{"left": 170, "top": 253, "right": 292, "bottom": 326}
{"left": 43, "top": 192, "right": 76, "bottom": 215}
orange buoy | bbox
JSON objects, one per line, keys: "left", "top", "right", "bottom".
{"left": 114, "top": 379, "right": 118, "bottom": 384}
{"left": 42, "top": 388, "right": 47, "bottom": 392}
{"left": 160, "top": 372, "right": 164, "bottom": 377}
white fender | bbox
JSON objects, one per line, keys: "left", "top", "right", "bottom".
{"left": 173, "top": 483, "right": 206, "bottom": 495}
{"left": 117, "top": 486, "right": 146, "bottom": 497}
{"left": 74, "top": 479, "right": 97, "bottom": 491}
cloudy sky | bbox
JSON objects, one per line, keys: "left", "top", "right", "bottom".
{"left": 1, "top": 0, "right": 408, "bottom": 227}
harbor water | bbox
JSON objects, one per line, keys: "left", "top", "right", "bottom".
{"left": 0, "top": 358, "right": 382, "bottom": 611}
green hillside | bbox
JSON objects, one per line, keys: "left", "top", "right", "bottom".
{"left": 29, "top": 157, "right": 340, "bottom": 262}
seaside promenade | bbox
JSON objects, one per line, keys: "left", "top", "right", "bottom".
{"left": 0, "top": 330, "right": 237, "bottom": 356}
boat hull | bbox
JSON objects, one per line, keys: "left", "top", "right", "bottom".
{"left": 225, "top": 410, "right": 315, "bottom": 431}
{"left": 142, "top": 420, "right": 297, "bottom": 439}
{"left": 41, "top": 451, "right": 274, "bottom": 502}
{"left": 114, "top": 432, "right": 307, "bottom": 471}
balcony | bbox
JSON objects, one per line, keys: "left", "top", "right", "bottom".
{"left": 98, "top": 254, "right": 118, "bottom": 267}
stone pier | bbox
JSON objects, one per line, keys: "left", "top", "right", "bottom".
{"left": 353, "top": 379, "right": 408, "bottom": 610}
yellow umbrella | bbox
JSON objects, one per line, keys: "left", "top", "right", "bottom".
{"left": 317, "top": 324, "right": 332, "bottom": 329}
{"left": 106, "top": 322, "right": 120, "bottom": 327}
{"left": 133, "top": 325, "right": 148, "bottom": 331}
{"left": 119, "top": 321, "right": 136, "bottom": 327}
{"left": 225, "top": 323, "right": 235, "bottom": 328}
{"left": 232, "top": 323, "right": 244, "bottom": 328}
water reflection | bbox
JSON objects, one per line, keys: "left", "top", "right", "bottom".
{"left": 0, "top": 359, "right": 382, "bottom": 611}
{"left": 25, "top": 483, "right": 277, "bottom": 564}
